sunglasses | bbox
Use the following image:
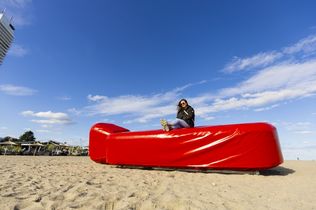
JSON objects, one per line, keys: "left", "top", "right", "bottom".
{"left": 180, "top": 102, "right": 186, "bottom": 105}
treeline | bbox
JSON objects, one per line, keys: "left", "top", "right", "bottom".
{"left": 1, "top": 130, "right": 35, "bottom": 142}
{"left": 0, "top": 131, "right": 88, "bottom": 156}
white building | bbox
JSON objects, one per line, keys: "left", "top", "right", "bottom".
{"left": 0, "top": 12, "right": 15, "bottom": 65}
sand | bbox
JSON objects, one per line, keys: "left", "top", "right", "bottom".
{"left": 0, "top": 156, "right": 315, "bottom": 210}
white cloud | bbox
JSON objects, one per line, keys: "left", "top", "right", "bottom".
{"left": 197, "top": 114, "right": 215, "bottom": 121}
{"left": 254, "top": 104, "right": 279, "bottom": 112}
{"left": 57, "top": 96, "right": 71, "bottom": 101}
{"left": 215, "top": 83, "right": 316, "bottom": 112}
{"left": 188, "top": 62, "right": 316, "bottom": 115}
{"left": 85, "top": 82, "right": 207, "bottom": 123}
{"left": 8, "top": 44, "right": 28, "bottom": 57}
{"left": 294, "top": 131, "right": 313, "bottom": 134}
{"left": 36, "top": 129, "right": 51, "bottom": 133}
{"left": 220, "top": 60, "right": 316, "bottom": 96}
{"left": 40, "top": 124, "right": 52, "bottom": 128}
{"left": 224, "top": 34, "right": 316, "bottom": 73}
{"left": 87, "top": 95, "right": 107, "bottom": 102}
{"left": 224, "top": 51, "right": 282, "bottom": 73}
{"left": 283, "top": 35, "right": 316, "bottom": 55}
{"left": 209, "top": 58, "right": 316, "bottom": 112}
{"left": 86, "top": 93, "right": 176, "bottom": 122}
{"left": 282, "top": 122, "right": 314, "bottom": 134}
{"left": 21, "top": 110, "right": 73, "bottom": 125}
{"left": 0, "top": 84, "right": 37, "bottom": 96}
{"left": 68, "top": 108, "right": 82, "bottom": 115}
{"left": 87, "top": 94, "right": 159, "bottom": 116}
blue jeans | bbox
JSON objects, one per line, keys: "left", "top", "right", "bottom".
{"left": 169, "top": 119, "right": 190, "bottom": 129}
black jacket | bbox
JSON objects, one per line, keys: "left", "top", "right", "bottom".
{"left": 177, "top": 105, "right": 195, "bottom": 127}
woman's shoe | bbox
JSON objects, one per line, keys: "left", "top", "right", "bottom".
{"left": 160, "top": 119, "right": 170, "bottom": 131}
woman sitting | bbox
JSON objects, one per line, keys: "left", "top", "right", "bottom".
{"left": 160, "top": 99, "right": 195, "bottom": 131}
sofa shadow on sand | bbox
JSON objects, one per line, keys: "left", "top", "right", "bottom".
{"left": 259, "top": 166, "right": 295, "bottom": 176}
{"left": 115, "top": 165, "right": 295, "bottom": 176}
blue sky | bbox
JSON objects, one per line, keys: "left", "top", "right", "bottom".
{"left": 1, "top": 0, "right": 316, "bottom": 160}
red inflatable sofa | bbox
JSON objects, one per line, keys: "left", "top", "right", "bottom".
{"left": 89, "top": 122, "right": 283, "bottom": 170}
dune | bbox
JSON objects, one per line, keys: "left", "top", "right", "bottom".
{"left": 0, "top": 156, "right": 315, "bottom": 210}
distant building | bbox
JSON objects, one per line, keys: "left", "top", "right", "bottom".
{"left": 0, "top": 12, "right": 15, "bottom": 65}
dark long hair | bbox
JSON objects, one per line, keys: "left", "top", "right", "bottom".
{"left": 177, "top": 98, "right": 188, "bottom": 111}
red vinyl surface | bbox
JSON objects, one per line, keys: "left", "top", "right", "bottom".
{"left": 89, "top": 122, "right": 283, "bottom": 170}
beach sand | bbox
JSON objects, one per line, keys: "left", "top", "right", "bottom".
{"left": 0, "top": 156, "right": 315, "bottom": 210}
